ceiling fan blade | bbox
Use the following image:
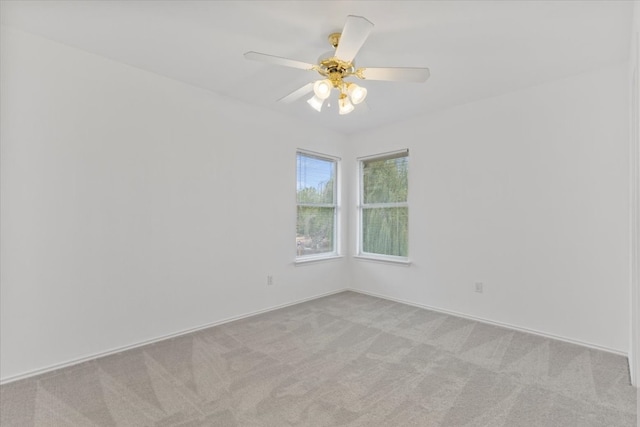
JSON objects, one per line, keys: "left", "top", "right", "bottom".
{"left": 334, "top": 15, "right": 374, "bottom": 63}
{"left": 278, "top": 82, "right": 314, "bottom": 104}
{"left": 358, "top": 67, "right": 430, "bottom": 82}
{"left": 244, "top": 51, "right": 316, "bottom": 71}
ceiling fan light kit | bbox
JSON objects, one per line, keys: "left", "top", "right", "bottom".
{"left": 307, "top": 95, "right": 324, "bottom": 112}
{"left": 244, "top": 15, "right": 430, "bottom": 116}
{"left": 338, "top": 94, "right": 355, "bottom": 115}
{"left": 313, "top": 79, "right": 332, "bottom": 100}
{"left": 347, "top": 83, "right": 367, "bottom": 105}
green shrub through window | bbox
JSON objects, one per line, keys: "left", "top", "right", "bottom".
{"left": 296, "top": 151, "right": 338, "bottom": 258}
{"left": 359, "top": 151, "right": 408, "bottom": 258}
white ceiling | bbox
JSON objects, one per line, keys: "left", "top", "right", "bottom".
{"left": 0, "top": 1, "right": 633, "bottom": 135}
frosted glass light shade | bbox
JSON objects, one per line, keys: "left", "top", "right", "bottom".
{"left": 338, "top": 96, "right": 354, "bottom": 115}
{"left": 313, "top": 79, "right": 332, "bottom": 100}
{"left": 307, "top": 95, "right": 324, "bottom": 112}
{"left": 348, "top": 84, "right": 367, "bottom": 105}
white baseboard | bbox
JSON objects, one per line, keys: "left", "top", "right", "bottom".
{"left": 0, "top": 289, "right": 345, "bottom": 385}
{"left": 2, "top": 287, "right": 629, "bottom": 385}
{"left": 630, "top": 352, "right": 636, "bottom": 387}
{"left": 347, "top": 288, "right": 629, "bottom": 358}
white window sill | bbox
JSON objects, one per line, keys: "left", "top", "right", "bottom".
{"left": 295, "top": 255, "right": 344, "bottom": 266}
{"left": 354, "top": 255, "right": 411, "bottom": 266}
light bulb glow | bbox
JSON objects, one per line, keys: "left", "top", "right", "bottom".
{"left": 313, "top": 79, "right": 332, "bottom": 100}
{"left": 307, "top": 95, "right": 324, "bottom": 112}
{"left": 338, "top": 95, "right": 354, "bottom": 115}
{"left": 347, "top": 83, "right": 367, "bottom": 105}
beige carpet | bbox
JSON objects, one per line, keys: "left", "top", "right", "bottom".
{"left": 1, "top": 291, "right": 636, "bottom": 426}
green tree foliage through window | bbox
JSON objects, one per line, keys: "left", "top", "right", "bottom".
{"left": 296, "top": 152, "right": 337, "bottom": 257}
{"left": 360, "top": 153, "right": 408, "bottom": 258}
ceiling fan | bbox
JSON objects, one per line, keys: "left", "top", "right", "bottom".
{"left": 244, "top": 15, "right": 430, "bottom": 115}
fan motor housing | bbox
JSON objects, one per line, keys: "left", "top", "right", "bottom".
{"left": 318, "top": 57, "right": 355, "bottom": 87}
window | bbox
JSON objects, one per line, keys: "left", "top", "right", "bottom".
{"left": 358, "top": 150, "right": 409, "bottom": 261}
{"left": 296, "top": 151, "right": 339, "bottom": 260}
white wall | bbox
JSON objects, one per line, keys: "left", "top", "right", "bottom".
{"left": 0, "top": 27, "right": 349, "bottom": 382}
{"left": 348, "top": 62, "right": 630, "bottom": 354}
{"left": 0, "top": 24, "right": 633, "bottom": 383}
{"left": 629, "top": 0, "right": 640, "bottom": 389}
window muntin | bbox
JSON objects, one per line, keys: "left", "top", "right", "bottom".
{"left": 359, "top": 151, "right": 408, "bottom": 259}
{"left": 296, "top": 151, "right": 338, "bottom": 259}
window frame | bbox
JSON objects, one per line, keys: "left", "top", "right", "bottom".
{"left": 295, "top": 149, "right": 341, "bottom": 263}
{"left": 357, "top": 149, "right": 410, "bottom": 264}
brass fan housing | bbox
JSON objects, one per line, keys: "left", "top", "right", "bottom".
{"left": 314, "top": 32, "right": 357, "bottom": 88}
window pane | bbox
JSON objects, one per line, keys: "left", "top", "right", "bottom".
{"left": 362, "top": 207, "right": 408, "bottom": 257}
{"left": 296, "top": 151, "right": 338, "bottom": 259}
{"left": 297, "top": 206, "right": 335, "bottom": 256}
{"left": 297, "top": 154, "right": 335, "bottom": 204}
{"left": 362, "top": 156, "right": 408, "bottom": 204}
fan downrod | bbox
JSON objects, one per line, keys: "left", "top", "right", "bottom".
{"left": 328, "top": 32, "right": 341, "bottom": 49}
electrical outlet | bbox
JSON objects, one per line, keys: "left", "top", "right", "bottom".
{"left": 267, "top": 275, "right": 274, "bottom": 286}
{"left": 475, "top": 282, "right": 483, "bottom": 293}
